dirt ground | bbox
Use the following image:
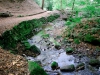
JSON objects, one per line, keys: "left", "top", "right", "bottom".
{"left": 0, "top": 47, "right": 29, "bottom": 75}
{"left": 0, "top": 0, "right": 44, "bottom": 16}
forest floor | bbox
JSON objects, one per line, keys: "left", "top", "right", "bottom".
{"left": 0, "top": 47, "right": 29, "bottom": 75}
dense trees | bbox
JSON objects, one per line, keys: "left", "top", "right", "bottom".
{"left": 34, "top": 0, "right": 100, "bottom": 17}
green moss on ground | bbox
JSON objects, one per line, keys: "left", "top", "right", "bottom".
{"left": 28, "top": 61, "right": 48, "bottom": 75}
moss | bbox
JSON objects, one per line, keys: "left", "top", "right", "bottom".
{"left": 51, "top": 61, "right": 58, "bottom": 70}
{"left": 42, "top": 34, "right": 50, "bottom": 39}
{"left": 21, "top": 40, "right": 31, "bottom": 49}
{"left": 84, "top": 34, "right": 100, "bottom": 45}
{"left": 66, "top": 47, "right": 74, "bottom": 54}
{"left": 74, "top": 38, "right": 80, "bottom": 44}
{"left": 76, "top": 63, "right": 85, "bottom": 70}
{"left": 29, "top": 45, "right": 41, "bottom": 54}
{"left": 89, "top": 59, "right": 100, "bottom": 66}
{"left": 28, "top": 61, "right": 48, "bottom": 75}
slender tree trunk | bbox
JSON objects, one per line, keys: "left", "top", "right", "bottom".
{"left": 42, "top": 0, "right": 44, "bottom": 9}
{"left": 71, "top": 0, "right": 75, "bottom": 17}
{"left": 61, "top": 0, "right": 62, "bottom": 10}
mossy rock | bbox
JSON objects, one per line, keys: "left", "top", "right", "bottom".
{"left": 83, "top": 33, "right": 100, "bottom": 46}
{"left": 89, "top": 59, "right": 100, "bottom": 66}
{"left": 51, "top": 61, "right": 58, "bottom": 70}
{"left": 66, "top": 47, "right": 74, "bottom": 54}
{"left": 28, "top": 61, "right": 48, "bottom": 75}
{"left": 60, "top": 65, "right": 75, "bottom": 72}
{"left": 0, "top": 12, "right": 11, "bottom": 17}
{"left": 30, "top": 45, "right": 41, "bottom": 54}
{"left": 76, "top": 63, "right": 85, "bottom": 71}
{"left": 55, "top": 45, "right": 61, "bottom": 50}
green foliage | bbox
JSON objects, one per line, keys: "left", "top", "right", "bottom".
{"left": 74, "top": 38, "right": 80, "bottom": 44}
{"left": 84, "top": 34, "right": 95, "bottom": 42}
{"left": 28, "top": 61, "right": 48, "bottom": 75}
{"left": 21, "top": 40, "right": 31, "bottom": 49}
{"left": 83, "top": 24, "right": 89, "bottom": 29}
{"left": 91, "top": 28, "right": 100, "bottom": 34}
{"left": 66, "top": 17, "right": 82, "bottom": 27}
{"left": 46, "top": 14, "right": 60, "bottom": 22}
{"left": 66, "top": 21, "right": 71, "bottom": 25}
{"left": 65, "top": 18, "right": 100, "bottom": 46}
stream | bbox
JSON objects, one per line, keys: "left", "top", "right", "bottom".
{"left": 26, "top": 19, "right": 100, "bottom": 75}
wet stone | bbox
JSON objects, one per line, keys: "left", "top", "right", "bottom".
{"left": 51, "top": 61, "right": 59, "bottom": 70}
{"left": 76, "top": 63, "right": 85, "bottom": 71}
{"left": 60, "top": 65, "right": 75, "bottom": 72}
{"left": 89, "top": 59, "right": 100, "bottom": 66}
{"left": 66, "top": 47, "right": 74, "bottom": 54}
{"left": 97, "top": 56, "right": 100, "bottom": 61}
{"left": 55, "top": 45, "right": 61, "bottom": 50}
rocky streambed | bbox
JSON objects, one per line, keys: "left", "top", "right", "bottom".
{"left": 26, "top": 19, "right": 100, "bottom": 75}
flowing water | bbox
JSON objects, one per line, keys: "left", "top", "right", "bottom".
{"left": 26, "top": 19, "right": 100, "bottom": 75}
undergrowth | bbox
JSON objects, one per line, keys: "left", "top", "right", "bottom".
{"left": 64, "top": 18, "right": 100, "bottom": 46}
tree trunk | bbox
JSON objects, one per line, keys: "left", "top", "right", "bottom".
{"left": 71, "top": 0, "right": 75, "bottom": 17}
{"left": 42, "top": 0, "right": 44, "bottom": 9}
{"left": 61, "top": 0, "right": 62, "bottom": 10}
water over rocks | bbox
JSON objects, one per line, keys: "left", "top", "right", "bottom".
{"left": 26, "top": 19, "right": 100, "bottom": 75}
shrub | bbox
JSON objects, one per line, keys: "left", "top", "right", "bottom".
{"left": 74, "top": 38, "right": 80, "bottom": 44}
